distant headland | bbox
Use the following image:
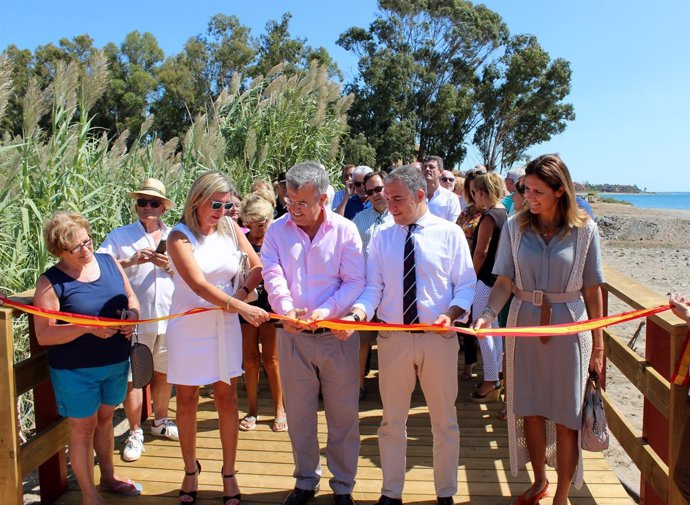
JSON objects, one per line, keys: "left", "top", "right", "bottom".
{"left": 574, "top": 183, "right": 643, "bottom": 194}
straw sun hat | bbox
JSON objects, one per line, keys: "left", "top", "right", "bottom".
{"left": 127, "top": 178, "right": 176, "bottom": 209}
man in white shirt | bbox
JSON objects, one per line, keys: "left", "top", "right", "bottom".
{"left": 98, "top": 178, "right": 178, "bottom": 462}
{"left": 338, "top": 165, "right": 476, "bottom": 505}
{"left": 422, "top": 156, "right": 461, "bottom": 222}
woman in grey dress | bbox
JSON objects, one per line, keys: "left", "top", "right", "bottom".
{"left": 473, "top": 154, "right": 605, "bottom": 505}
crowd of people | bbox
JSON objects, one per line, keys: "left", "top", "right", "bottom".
{"left": 23, "top": 154, "right": 690, "bottom": 505}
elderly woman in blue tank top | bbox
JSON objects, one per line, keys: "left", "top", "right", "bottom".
{"left": 33, "top": 211, "right": 142, "bottom": 504}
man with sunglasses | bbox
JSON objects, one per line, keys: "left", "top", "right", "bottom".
{"left": 97, "top": 178, "right": 178, "bottom": 462}
{"left": 422, "top": 156, "right": 461, "bottom": 223}
{"left": 335, "top": 165, "right": 373, "bottom": 220}
{"left": 262, "top": 161, "right": 366, "bottom": 505}
{"left": 352, "top": 171, "right": 393, "bottom": 401}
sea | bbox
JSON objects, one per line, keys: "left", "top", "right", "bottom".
{"left": 599, "top": 192, "right": 690, "bottom": 211}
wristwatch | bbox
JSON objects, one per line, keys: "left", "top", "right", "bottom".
{"left": 347, "top": 311, "right": 361, "bottom": 322}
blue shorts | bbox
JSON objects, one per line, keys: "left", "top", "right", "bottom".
{"left": 49, "top": 360, "right": 129, "bottom": 419}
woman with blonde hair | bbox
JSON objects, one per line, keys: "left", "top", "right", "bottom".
{"left": 166, "top": 171, "right": 270, "bottom": 505}
{"left": 467, "top": 172, "right": 507, "bottom": 403}
{"left": 237, "top": 193, "right": 287, "bottom": 432}
{"left": 34, "top": 211, "right": 142, "bottom": 503}
{"left": 473, "top": 154, "right": 604, "bottom": 505}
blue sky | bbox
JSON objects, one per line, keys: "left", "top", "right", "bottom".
{"left": 2, "top": 0, "right": 689, "bottom": 191}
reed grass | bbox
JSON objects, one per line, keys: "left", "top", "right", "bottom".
{"left": 0, "top": 53, "right": 352, "bottom": 438}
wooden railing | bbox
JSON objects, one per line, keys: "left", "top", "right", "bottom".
{"left": 0, "top": 290, "right": 69, "bottom": 505}
{"left": 1, "top": 268, "right": 689, "bottom": 504}
{"left": 602, "top": 265, "right": 690, "bottom": 505}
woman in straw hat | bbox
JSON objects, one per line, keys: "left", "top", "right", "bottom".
{"left": 97, "top": 178, "right": 178, "bottom": 463}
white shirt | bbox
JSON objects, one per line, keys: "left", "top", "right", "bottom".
{"left": 353, "top": 210, "right": 476, "bottom": 324}
{"left": 352, "top": 206, "right": 393, "bottom": 260}
{"left": 427, "top": 185, "right": 461, "bottom": 223}
{"left": 98, "top": 220, "right": 174, "bottom": 337}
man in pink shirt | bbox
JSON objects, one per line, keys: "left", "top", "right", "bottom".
{"left": 262, "top": 161, "right": 366, "bottom": 505}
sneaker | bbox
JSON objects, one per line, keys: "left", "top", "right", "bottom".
{"left": 122, "top": 430, "right": 144, "bottom": 462}
{"left": 150, "top": 418, "right": 179, "bottom": 441}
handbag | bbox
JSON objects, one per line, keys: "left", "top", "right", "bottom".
{"left": 581, "top": 370, "right": 610, "bottom": 451}
{"left": 130, "top": 331, "right": 153, "bottom": 389}
{"left": 230, "top": 222, "right": 258, "bottom": 303}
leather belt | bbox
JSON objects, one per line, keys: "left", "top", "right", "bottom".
{"left": 512, "top": 288, "right": 581, "bottom": 339}
{"left": 275, "top": 325, "right": 330, "bottom": 334}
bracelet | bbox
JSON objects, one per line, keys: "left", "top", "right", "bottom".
{"left": 592, "top": 346, "right": 605, "bottom": 350}
{"left": 240, "top": 286, "right": 250, "bottom": 295}
{"left": 225, "top": 298, "right": 234, "bottom": 312}
{"left": 481, "top": 306, "right": 497, "bottom": 322}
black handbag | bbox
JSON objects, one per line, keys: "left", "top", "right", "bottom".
{"left": 130, "top": 331, "right": 153, "bottom": 389}
{"left": 581, "top": 370, "right": 610, "bottom": 451}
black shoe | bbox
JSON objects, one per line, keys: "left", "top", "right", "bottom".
{"left": 437, "top": 497, "right": 454, "bottom": 505}
{"left": 283, "top": 486, "right": 318, "bottom": 505}
{"left": 375, "top": 496, "right": 403, "bottom": 505}
{"left": 334, "top": 494, "right": 355, "bottom": 505}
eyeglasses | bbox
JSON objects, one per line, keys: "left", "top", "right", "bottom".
{"left": 137, "top": 198, "right": 162, "bottom": 208}
{"left": 353, "top": 181, "right": 364, "bottom": 187}
{"left": 284, "top": 196, "right": 316, "bottom": 209}
{"left": 365, "top": 186, "right": 384, "bottom": 197}
{"left": 440, "top": 177, "right": 455, "bottom": 183}
{"left": 66, "top": 236, "right": 93, "bottom": 255}
{"left": 245, "top": 219, "right": 268, "bottom": 229}
{"left": 210, "top": 201, "right": 234, "bottom": 210}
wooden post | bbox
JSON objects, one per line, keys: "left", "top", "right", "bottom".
{"left": 669, "top": 327, "right": 690, "bottom": 505}
{"left": 0, "top": 307, "right": 23, "bottom": 505}
{"left": 28, "top": 314, "right": 68, "bottom": 505}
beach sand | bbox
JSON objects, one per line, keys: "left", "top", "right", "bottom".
{"left": 594, "top": 201, "right": 690, "bottom": 498}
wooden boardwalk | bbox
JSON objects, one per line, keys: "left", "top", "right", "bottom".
{"left": 55, "top": 355, "right": 633, "bottom": 505}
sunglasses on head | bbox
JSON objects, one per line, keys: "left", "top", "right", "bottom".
{"left": 210, "top": 200, "right": 234, "bottom": 210}
{"left": 137, "top": 198, "right": 162, "bottom": 208}
{"left": 365, "top": 186, "right": 384, "bottom": 197}
{"left": 440, "top": 176, "right": 455, "bottom": 183}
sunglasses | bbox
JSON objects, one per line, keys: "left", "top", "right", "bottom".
{"left": 365, "top": 186, "right": 384, "bottom": 197}
{"left": 353, "top": 181, "right": 364, "bottom": 187}
{"left": 66, "top": 236, "right": 93, "bottom": 255}
{"left": 137, "top": 198, "right": 162, "bottom": 208}
{"left": 440, "top": 177, "right": 455, "bottom": 183}
{"left": 245, "top": 219, "right": 267, "bottom": 228}
{"left": 210, "top": 201, "right": 234, "bottom": 210}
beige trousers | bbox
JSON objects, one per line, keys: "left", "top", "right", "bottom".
{"left": 377, "top": 331, "right": 460, "bottom": 499}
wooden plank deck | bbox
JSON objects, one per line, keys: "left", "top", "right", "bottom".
{"left": 55, "top": 352, "right": 633, "bottom": 505}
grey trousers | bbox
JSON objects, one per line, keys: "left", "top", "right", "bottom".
{"left": 277, "top": 328, "right": 360, "bottom": 494}
{"left": 377, "top": 331, "right": 460, "bottom": 499}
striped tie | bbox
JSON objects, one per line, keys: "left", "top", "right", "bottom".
{"left": 402, "top": 223, "right": 419, "bottom": 325}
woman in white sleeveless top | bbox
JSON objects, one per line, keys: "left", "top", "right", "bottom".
{"left": 167, "top": 171, "right": 270, "bottom": 505}
{"left": 473, "top": 155, "right": 604, "bottom": 505}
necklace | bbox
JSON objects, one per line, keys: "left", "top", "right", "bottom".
{"left": 538, "top": 219, "right": 561, "bottom": 237}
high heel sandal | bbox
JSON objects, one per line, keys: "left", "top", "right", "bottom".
{"left": 469, "top": 380, "right": 502, "bottom": 403}
{"left": 179, "top": 460, "right": 201, "bottom": 504}
{"left": 515, "top": 481, "right": 549, "bottom": 504}
{"left": 221, "top": 467, "right": 241, "bottom": 505}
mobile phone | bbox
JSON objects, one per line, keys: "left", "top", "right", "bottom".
{"left": 155, "top": 239, "right": 167, "bottom": 254}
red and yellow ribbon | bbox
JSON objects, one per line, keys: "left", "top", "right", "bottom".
{"left": 4, "top": 293, "right": 689, "bottom": 384}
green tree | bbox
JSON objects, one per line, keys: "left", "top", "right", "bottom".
{"left": 338, "top": 0, "right": 508, "bottom": 167}
{"left": 0, "top": 45, "right": 32, "bottom": 135}
{"left": 473, "top": 35, "right": 575, "bottom": 171}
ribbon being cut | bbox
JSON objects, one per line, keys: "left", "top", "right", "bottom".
{"left": 2, "top": 294, "right": 686, "bottom": 382}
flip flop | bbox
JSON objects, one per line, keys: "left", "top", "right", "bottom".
{"left": 239, "top": 415, "right": 257, "bottom": 431}
{"left": 100, "top": 479, "right": 142, "bottom": 496}
{"left": 272, "top": 417, "right": 288, "bottom": 432}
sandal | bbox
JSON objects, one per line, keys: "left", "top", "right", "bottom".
{"left": 469, "top": 381, "right": 502, "bottom": 404}
{"left": 100, "top": 478, "right": 142, "bottom": 496}
{"left": 238, "top": 415, "right": 257, "bottom": 431}
{"left": 179, "top": 460, "right": 201, "bottom": 504}
{"left": 272, "top": 417, "right": 288, "bottom": 432}
{"left": 221, "top": 467, "right": 241, "bottom": 505}
{"left": 497, "top": 402, "right": 507, "bottom": 421}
